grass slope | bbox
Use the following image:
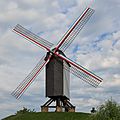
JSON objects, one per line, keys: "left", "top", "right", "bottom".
{"left": 3, "top": 112, "right": 91, "bottom": 120}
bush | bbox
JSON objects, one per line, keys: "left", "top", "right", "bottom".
{"left": 91, "top": 99, "right": 120, "bottom": 120}
{"left": 16, "top": 107, "right": 35, "bottom": 115}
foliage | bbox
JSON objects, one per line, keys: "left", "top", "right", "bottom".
{"left": 16, "top": 107, "right": 36, "bottom": 115}
{"left": 91, "top": 99, "right": 120, "bottom": 120}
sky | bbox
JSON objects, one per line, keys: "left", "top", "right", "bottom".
{"left": 0, "top": 0, "right": 120, "bottom": 119}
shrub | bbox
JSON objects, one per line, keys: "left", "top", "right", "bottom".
{"left": 91, "top": 99, "right": 120, "bottom": 120}
{"left": 16, "top": 107, "right": 35, "bottom": 115}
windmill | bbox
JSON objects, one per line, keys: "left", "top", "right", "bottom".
{"left": 11, "top": 7, "right": 103, "bottom": 112}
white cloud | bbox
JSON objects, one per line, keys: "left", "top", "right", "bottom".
{"left": 0, "top": 8, "right": 39, "bottom": 23}
{"left": 22, "top": 0, "right": 42, "bottom": 5}
{"left": 7, "top": 1, "right": 18, "bottom": 10}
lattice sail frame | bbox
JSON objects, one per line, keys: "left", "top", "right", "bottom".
{"left": 13, "top": 24, "right": 54, "bottom": 51}
{"left": 11, "top": 55, "right": 47, "bottom": 99}
{"left": 54, "top": 53, "right": 102, "bottom": 87}
{"left": 12, "top": 7, "right": 103, "bottom": 99}
{"left": 55, "top": 8, "right": 94, "bottom": 52}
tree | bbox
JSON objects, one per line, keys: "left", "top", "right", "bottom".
{"left": 91, "top": 99, "right": 120, "bottom": 120}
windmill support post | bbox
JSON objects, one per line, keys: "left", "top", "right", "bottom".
{"left": 41, "top": 97, "right": 75, "bottom": 112}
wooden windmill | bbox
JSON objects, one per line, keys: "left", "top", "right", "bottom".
{"left": 11, "top": 7, "right": 103, "bottom": 112}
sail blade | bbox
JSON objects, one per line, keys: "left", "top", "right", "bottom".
{"left": 11, "top": 55, "right": 48, "bottom": 99}
{"left": 54, "top": 53, "right": 103, "bottom": 87}
{"left": 13, "top": 24, "right": 53, "bottom": 51}
{"left": 55, "top": 7, "right": 95, "bottom": 52}
{"left": 64, "top": 64, "right": 100, "bottom": 87}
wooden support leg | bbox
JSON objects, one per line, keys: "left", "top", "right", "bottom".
{"left": 56, "top": 98, "right": 62, "bottom": 112}
{"left": 41, "top": 97, "right": 75, "bottom": 112}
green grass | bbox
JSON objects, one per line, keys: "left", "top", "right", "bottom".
{"left": 3, "top": 112, "right": 91, "bottom": 120}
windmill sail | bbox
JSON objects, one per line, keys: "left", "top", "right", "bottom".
{"left": 64, "top": 65, "right": 101, "bottom": 87}
{"left": 54, "top": 52, "right": 102, "bottom": 87}
{"left": 55, "top": 8, "right": 95, "bottom": 52}
{"left": 13, "top": 24, "right": 53, "bottom": 51}
{"left": 11, "top": 55, "right": 48, "bottom": 99}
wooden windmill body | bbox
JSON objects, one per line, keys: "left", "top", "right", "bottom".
{"left": 46, "top": 50, "right": 70, "bottom": 99}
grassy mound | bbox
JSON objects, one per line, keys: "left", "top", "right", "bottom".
{"left": 3, "top": 112, "right": 91, "bottom": 120}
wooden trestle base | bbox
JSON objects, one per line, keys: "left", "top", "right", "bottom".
{"left": 41, "top": 97, "right": 75, "bottom": 112}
